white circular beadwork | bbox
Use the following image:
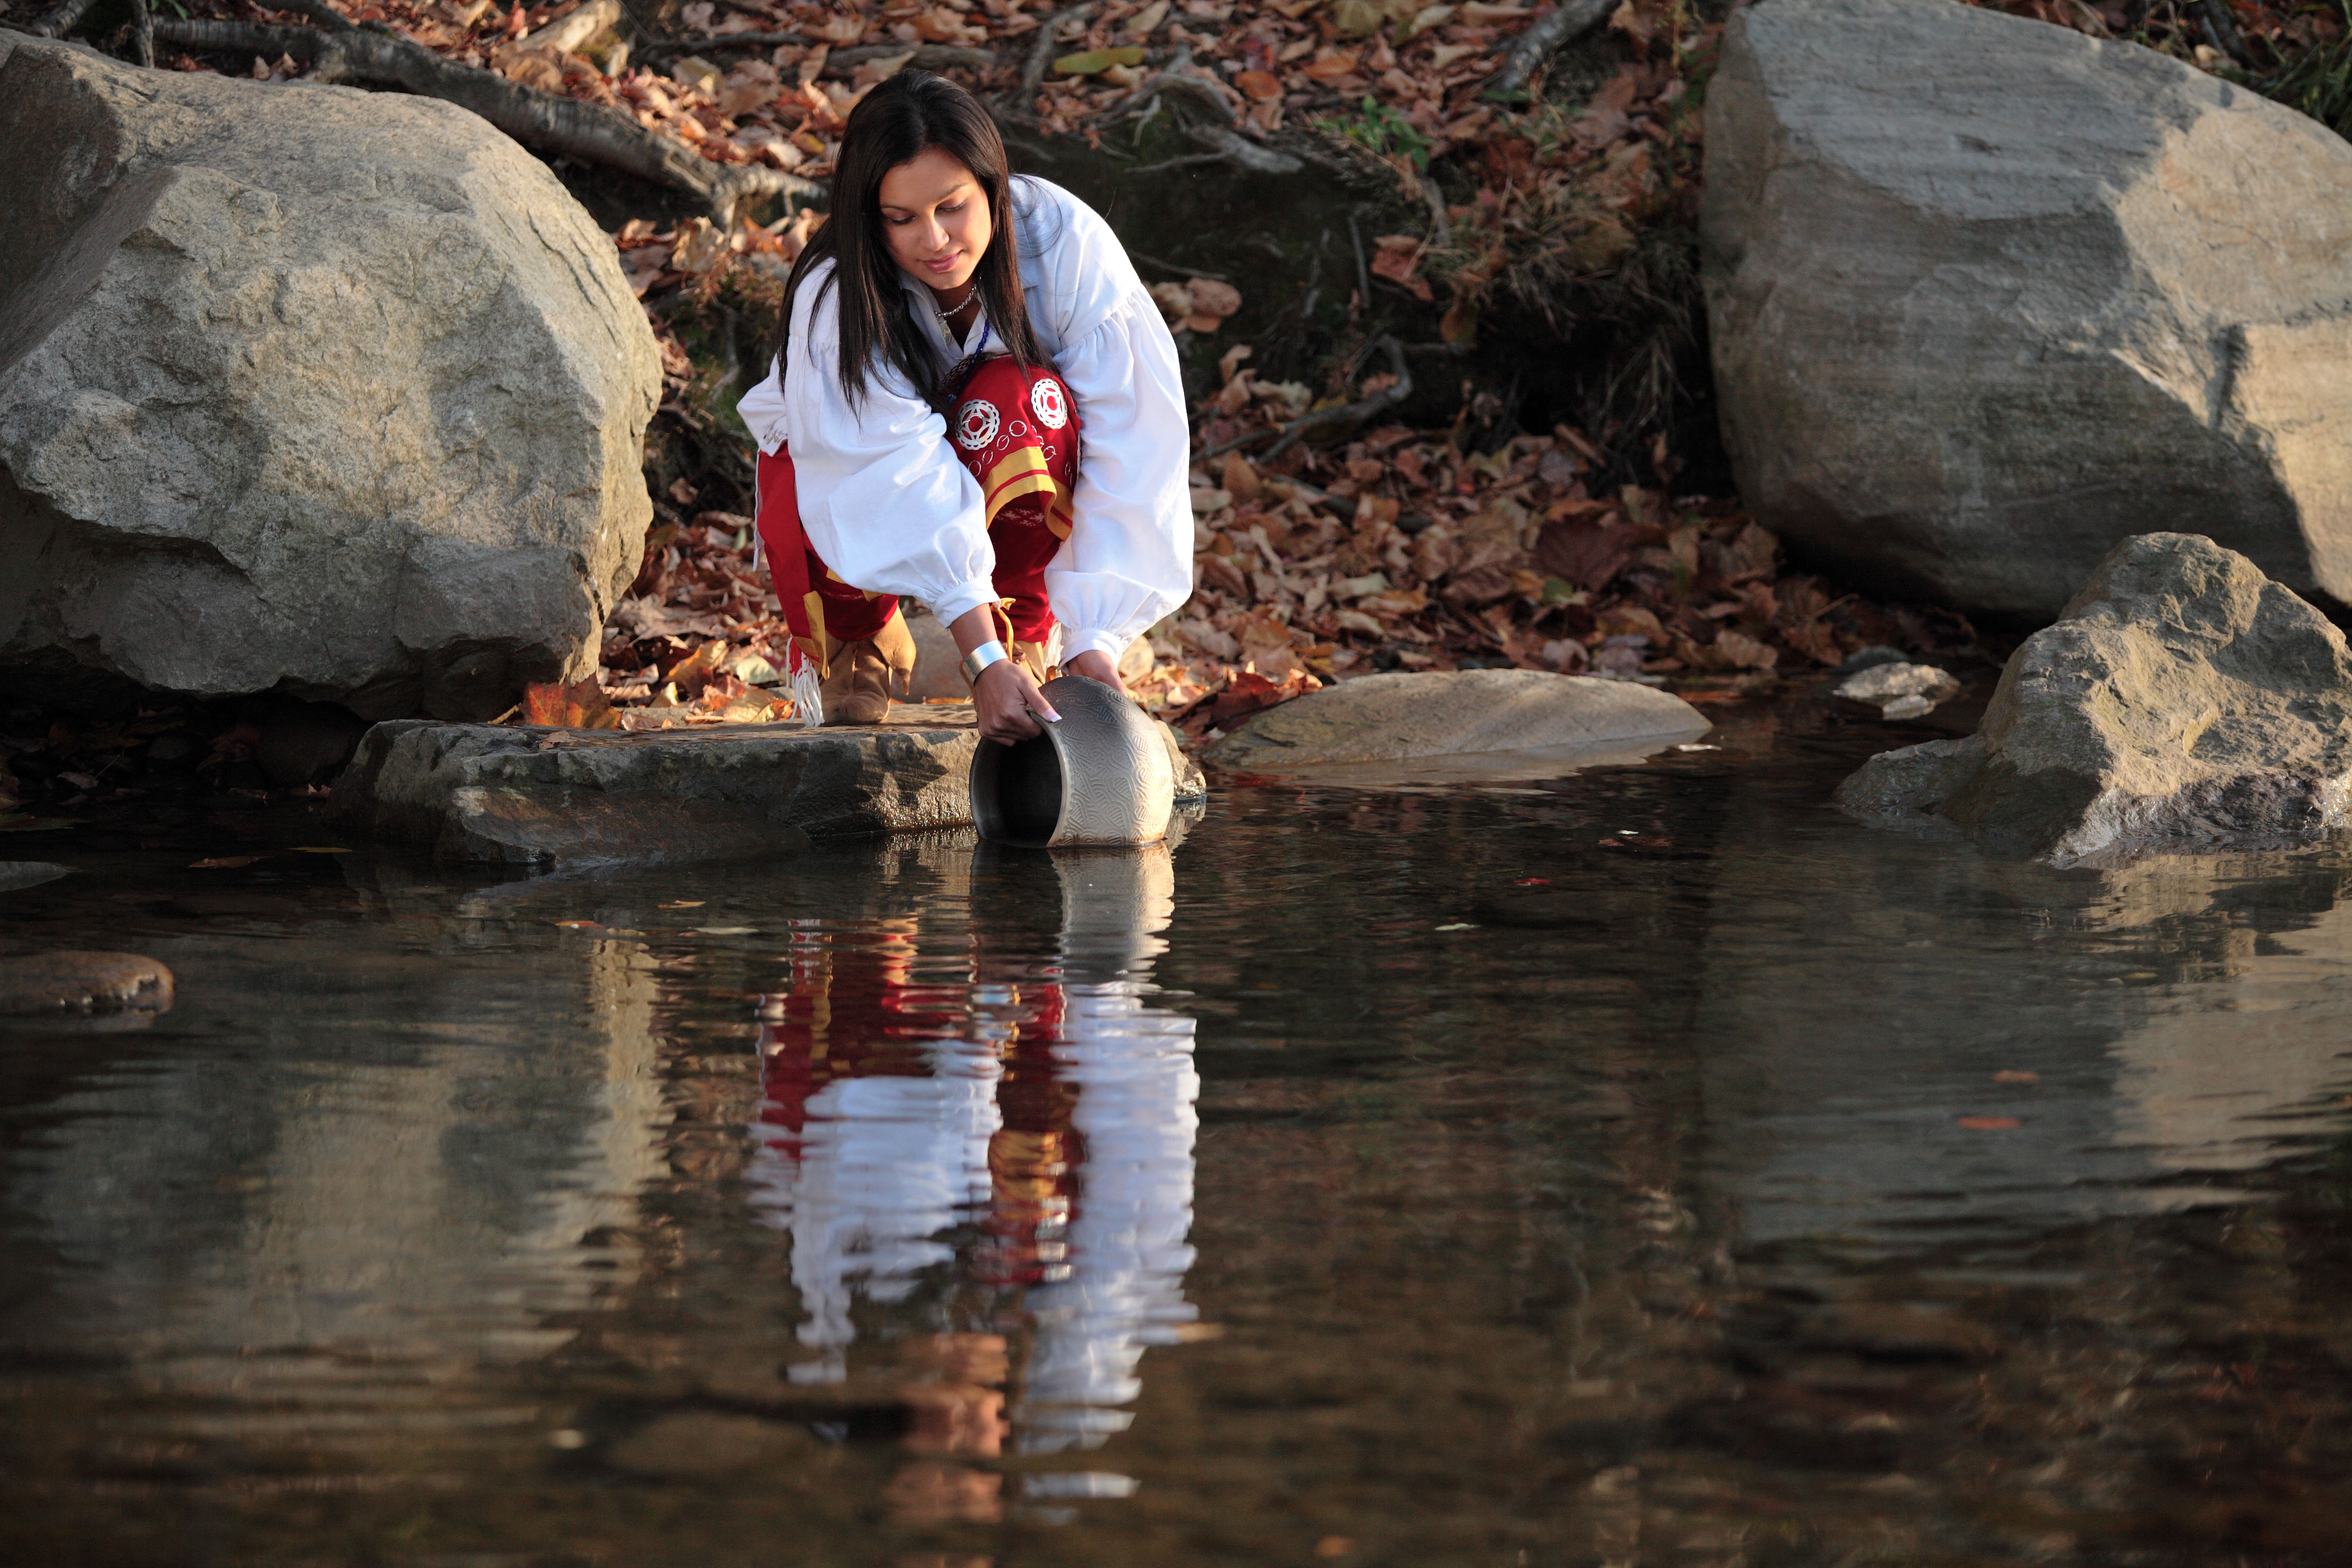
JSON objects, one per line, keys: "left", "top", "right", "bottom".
{"left": 954, "top": 398, "right": 1000, "bottom": 451}
{"left": 1030, "top": 378, "right": 1069, "bottom": 430}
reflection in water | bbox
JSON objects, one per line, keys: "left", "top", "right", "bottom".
{"left": 746, "top": 844, "right": 1200, "bottom": 1466}
{"left": 15, "top": 732, "right": 2352, "bottom": 1564}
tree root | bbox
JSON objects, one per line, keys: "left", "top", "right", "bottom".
{"left": 636, "top": 32, "right": 999, "bottom": 74}
{"left": 148, "top": 16, "right": 820, "bottom": 221}
{"left": 29, "top": 0, "right": 104, "bottom": 36}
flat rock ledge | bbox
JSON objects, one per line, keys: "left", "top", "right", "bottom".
{"left": 333, "top": 708, "right": 1208, "bottom": 865}
{"left": 1202, "top": 669, "right": 1711, "bottom": 773}
{"left": 334, "top": 713, "right": 983, "bottom": 866}
{"left": 1836, "top": 533, "right": 2352, "bottom": 865}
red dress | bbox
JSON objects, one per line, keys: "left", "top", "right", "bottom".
{"left": 754, "top": 354, "right": 1080, "bottom": 674}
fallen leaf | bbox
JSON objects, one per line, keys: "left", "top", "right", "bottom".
{"left": 659, "top": 900, "right": 706, "bottom": 909}
{"left": 1301, "top": 47, "right": 1360, "bottom": 80}
{"left": 1513, "top": 877, "right": 1549, "bottom": 885}
{"left": 1234, "top": 68, "right": 1284, "bottom": 100}
{"left": 1054, "top": 45, "right": 1146, "bottom": 74}
{"left": 291, "top": 845, "right": 352, "bottom": 853}
{"left": 1957, "top": 1116, "right": 2022, "bottom": 1131}
{"left": 1992, "top": 1070, "right": 2040, "bottom": 1084}
{"left": 1433, "top": 922, "right": 1475, "bottom": 931}
{"left": 552, "top": 919, "right": 603, "bottom": 929}
{"left": 190, "top": 855, "right": 265, "bottom": 869}
{"left": 522, "top": 677, "right": 622, "bottom": 729}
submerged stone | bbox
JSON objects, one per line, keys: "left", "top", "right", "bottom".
{"left": 1202, "top": 669, "right": 1710, "bottom": 772}
{"left": 1835, "top": 533, "right": 2352, "bottom": 863}
{"left": 0, "top": 950, "right": 173, "bottom": 1016}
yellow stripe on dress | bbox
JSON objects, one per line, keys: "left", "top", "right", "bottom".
{"left": 982, "top": 447, "right": 1070, "bottom": 537}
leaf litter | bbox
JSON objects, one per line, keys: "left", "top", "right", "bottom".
{"left": 74, "top": 0, "right": 2337, "bottom": 740}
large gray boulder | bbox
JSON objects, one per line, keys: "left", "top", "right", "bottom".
{"left": 0, "top": 37, "right": 660, "bottom": 719}
{"left": 1703, "top": 0, "right": 2352, "bottom": 620}
{"left": 1836, "top": 534, "right": 2352, "bottom": 863}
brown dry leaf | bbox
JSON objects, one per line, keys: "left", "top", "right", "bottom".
{"left": 191, "top": 855, "right": 265, "bottom": 870}
{"left": 1301, "top": 47, "right": 1361, "bottom": 80}
{"left": 1188, "top": 278, "right": 1242, "bottom": 318}
{"left": 663, "top": 640, "right": 729, "bottom": 697}
{"left": 1221, "top": 452, "right": 1264, "bottom": 503}
{"left": 1234, "top": 68, "right": 1284, "bottom": 101}
{"left": 1712, "top": 629, "right": 1779, "bottom": 670}
{"left": 522, "top": 677, "right": 622, "bottom": 729}
{"left": 1369, "top": 235, "right": 1434, "bottom": 303}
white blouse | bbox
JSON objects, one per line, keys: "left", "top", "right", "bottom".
{"left": 736, "top": 176, "right": 1194, "bottom": 664}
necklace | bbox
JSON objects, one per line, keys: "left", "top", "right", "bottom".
{"left": 933, "top": 282, "right": 978, "bottom": 331}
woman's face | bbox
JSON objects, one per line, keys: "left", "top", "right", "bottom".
{"left": 877, "top": 148, "right": 992, "bottom": 297}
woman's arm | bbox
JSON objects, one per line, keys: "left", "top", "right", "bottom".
{"left": 1046, "top": 290, "right": 1195, "bottom": 683}
{"left": 780, "top": 271, "right": 1004, "bottom": 636}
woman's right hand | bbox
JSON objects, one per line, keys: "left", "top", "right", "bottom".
{"left": 973, "top": 658, "right": 1060, "bottom": 745}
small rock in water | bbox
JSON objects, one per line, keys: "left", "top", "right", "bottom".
{"left": 0, "top": 951, "right": 174, "bottom": 1016}
{"left": 1836, "top": 533, "right": 2352, "bottom": 863}
{"left": 1835, "top": 662, "right": 1962, "bottom": 719}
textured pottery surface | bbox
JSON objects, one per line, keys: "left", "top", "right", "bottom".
{"left": 971, "top": 675, "right": 1177, "bottom": 846}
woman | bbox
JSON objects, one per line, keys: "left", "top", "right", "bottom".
{"left": 738, "top": 71, "right": 1193, "bottom": 743}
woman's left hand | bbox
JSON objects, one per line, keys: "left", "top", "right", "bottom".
{"left": 1065, "top": 649, "right": 1127, "bottom": 696}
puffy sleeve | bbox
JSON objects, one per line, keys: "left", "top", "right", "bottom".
{"left": 1045, "top": 277, "right": 1195, "bottom": 666}
{"left": 771, "top": 265, "right": 1003, "bottom": 631}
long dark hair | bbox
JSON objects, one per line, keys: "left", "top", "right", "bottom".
{"left": 773, "top": 71, "right": 1041, "bottom": 414}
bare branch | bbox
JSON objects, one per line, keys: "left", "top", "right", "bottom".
{"left": 1483, "top": 0, "right": 1614, "bottom": 100}
{"left": 1204, "top": 336, "right": 1413, "bottom": 460}
{"left": 635, "top": 29, "right": 810, "bottom": 52}
{"left": 1020, "top": 2, "right": 1098, "bottom": 95}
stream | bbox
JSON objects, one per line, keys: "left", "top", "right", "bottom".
{"left": 5, "top": 697, "right": 2352, "bottom": 1565}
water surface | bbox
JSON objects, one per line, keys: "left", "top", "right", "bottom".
{"left": 6, "top": 701, "right": 2352, "bottom": 1565}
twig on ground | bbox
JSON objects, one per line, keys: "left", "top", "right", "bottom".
{"left": 634, "top": 33, "right": 998, "bottom": 74}
{"left": 1205, "top": 335, "right": 1413, "bottom": 460}
{"left": 635, "top": 29, "right": 811, "bottom": 53}
{"left": 1020, "top": 1, "right": 1098, "bottom": 95}
{"left": 151, "top": 16, "right": 821, "bottom": 220}
{"left": 1419, "top": 173, "right": 1450, "bottom": 247}
{"left": 2197, "top": 0, "right": 2255, "bottom": 66}
{"left": 1126, "top": 249, "right": 1232, "bottom": 282}
{"left": 832, "top": 41, "right": 998, "bottom": 71}
{"left": 1482, "top": 0, "right": 1613, "bottom": 99}
{"left": 128, "top": 0, "right": 155, "bottom": 65}
{"left": 1347, "top": 211, "right": 1371, "bottom": 309}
